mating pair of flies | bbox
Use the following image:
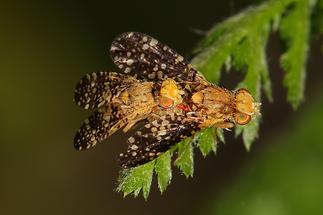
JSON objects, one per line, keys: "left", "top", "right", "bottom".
{"left": 74, "top": 32, "right": 260, "bottom": 168}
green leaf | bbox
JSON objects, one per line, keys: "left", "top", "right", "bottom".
{"left": 232, "top": 31, "right": 266, "bottom": 149}
{"left": 280, "top": 0, "right": 313, "bottom": 109}
{"left": 175, "top": 139, "right": 194, "bottom": 178}
{"left": 191, "top": 26, "right": 246, "bottom": 83}
{"left": 242, "top": 118, "right": 260, "bottom": 151}
{"left": 155, "top": 151, "right": 172, "bottom": 193}
{"left": 191, "top": 0, "right": 291, "bottom": 83}
{"left": 216, "top": 129, "right": 225, "bottom": 144}
{"left": 258, "top": 23, "right": 273, "bottom": 102}
{"left": 197, "top": 127, "right": 217, "bottom": 157}
{"left": 117, "top": 161, "right": 155, "bottom": 200}
{"left": 115, "top": 0, "right": 321, "bottom": 199}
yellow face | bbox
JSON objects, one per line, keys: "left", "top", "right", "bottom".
{"left": 234, "top": 88, "right": 260, "bottom": 125}
{"left": 159, "top": 78, "right": 184, "bottom": 108}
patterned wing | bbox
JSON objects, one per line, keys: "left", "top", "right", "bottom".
{"left": 119, "top": 114, "right": 199, "bottom": 168}
{"left": 74, "top": 106, "right": 124, "bottom": 150}
{"left": 110, "top": 32, "right": 205, "bottom": 83}
{"left": 74, "top": 72, "right": 135, "bottom": 109}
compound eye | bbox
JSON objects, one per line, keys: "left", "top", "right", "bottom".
{"left": 235, "top": 112, "right": 251, "bottom": 125}
{"left": 235, "top": 88, "right": 254, "bottom": 114}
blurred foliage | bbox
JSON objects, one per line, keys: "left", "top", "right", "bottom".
{"left": 312, "top": 0, "right": 323, "bottom": 35}
{"left": 117, "top": 0, "right": 322, "bottom": 199}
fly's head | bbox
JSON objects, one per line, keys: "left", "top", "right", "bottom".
{"left": 159, "top": 78, "right": 184, "bottom": 108}
{"left": 233, "top": 88, "right": 261, "bottom": 125}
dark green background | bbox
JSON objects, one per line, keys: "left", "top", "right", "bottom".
{"left": 1, "top": 1, "right": 322, "bottom": 214}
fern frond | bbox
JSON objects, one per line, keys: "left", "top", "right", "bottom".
{"left": 117, "top": 0, "right": 321, "bottom": 199}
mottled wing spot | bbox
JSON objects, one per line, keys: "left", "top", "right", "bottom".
{"left": 74, "top": 109, "right": 109, "bottom": 150}
{"left": 110, "top": 32, "right": 205, "bottom": 83}
{"left": 118, "top": 113, "right": 200, "bottom": 168}
{"left": 74, "top": 106, "right": 127, "bottom": 150}
{"left": 128, "top": 136, "right": 135, "bottom": 144}
{"left": 74, "top": 72, "right": 134, "bottom": 109}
